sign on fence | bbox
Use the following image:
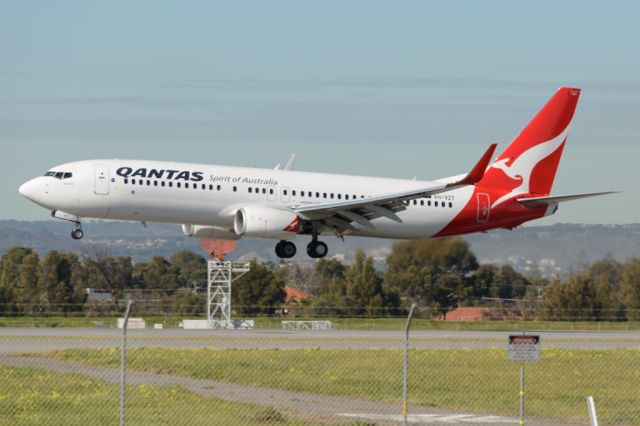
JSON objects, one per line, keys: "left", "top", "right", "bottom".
{"left": 508, "top": 335, "right": 540, "bottom": 361}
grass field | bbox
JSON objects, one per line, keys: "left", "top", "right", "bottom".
{"left": 0, "top": 364, "right": 351, "bottom": 426}
{"left": 39, "top": 346, "right": 640, "bottom": 424}
{"left": 1, "top": 315, "right": 639, "bottom": 331}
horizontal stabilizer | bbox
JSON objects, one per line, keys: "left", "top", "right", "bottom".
{"left": 517, "top": 191, "right": 617, "bottom": 206}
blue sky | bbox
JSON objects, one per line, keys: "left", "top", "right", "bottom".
{"left": 1, "top": 1, "right": 638, "bottom": 223}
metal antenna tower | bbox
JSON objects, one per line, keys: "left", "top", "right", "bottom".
{"left": 207, "top": 260, "right": 250, "bottom": 329}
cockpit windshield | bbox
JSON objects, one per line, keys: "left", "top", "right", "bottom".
{"left": 44, "top": 171, "right": 73, "bottom": 179}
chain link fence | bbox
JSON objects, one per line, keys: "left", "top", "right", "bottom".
{"left": 1, "top": 307, "right": 639, "bottom": 425}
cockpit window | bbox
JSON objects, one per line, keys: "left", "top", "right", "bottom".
{"left": 44, "top": 171, "right": 73, "bottom": 179}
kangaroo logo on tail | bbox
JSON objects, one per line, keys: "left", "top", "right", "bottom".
{"left": 489, "top": 124, "right": 570, "bottom": 208}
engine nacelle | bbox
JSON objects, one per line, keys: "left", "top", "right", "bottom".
{"left": 234, "top": 206, "right": 299, "bottom": 239}
{"left": 181, "top": 224, "right": 240, "bottom": 240}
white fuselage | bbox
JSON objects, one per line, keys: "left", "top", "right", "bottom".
{"left": 19, "top": 159, "right": 472, "bottom": 240}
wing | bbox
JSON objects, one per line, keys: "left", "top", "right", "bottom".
{"left": 295, "top": 144, "right": 497, "bottom": 231}
{"left": 517, "top": 191, "right": 617, "bottom": 207}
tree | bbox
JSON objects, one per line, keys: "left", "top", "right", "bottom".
{"left": 135, "top": 255, "right": 181, "bottom": 289}
{"left": 37, "top": 251, "right": 78, "bottom": 315}
{"left": 169, "top": 250, "right": 207, "bottom": 288}
{"left": 0, "top": 247, "right": 35, "bottom": 312}
{"left": 83, "top": 249, "right": 134, "bottom": 303}
{"left": 539, "top": 274, "right": 597, "bottom": 321}
{"left": 344, "top": 250, "right": 396, "bottom": 317}
{"left": 232, "top": 259, "right": 286, "bottom": 316}
{"left": 619, "top": 258, "right": 640, "bottom": 320}
{"left": 385, "top": 238, "right": 479, "bottom": 314}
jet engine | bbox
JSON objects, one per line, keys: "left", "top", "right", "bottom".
{"left": 234, "top": 206, "right": 300, "bottom": 239}
{"left": 181, "top": 224, "right": 240, "bottom": 240}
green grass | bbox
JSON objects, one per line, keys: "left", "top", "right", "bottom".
{"left": 41, "top": 346, "right": 640, "bottom": 424}
{"left": 1, "top": 315, "right": 639, "bottom": 331}
{"left": 0, "top": 364, "right": 350, "bottom": 426}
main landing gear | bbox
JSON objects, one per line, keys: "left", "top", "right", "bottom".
{"left": 275, "top": 236, "right": 328, "bottom": 259}
{"left": 71, "top": 222, "right": 84, "bottom": 240}
{"left": 307, "top": 237, "right": 328, "bottom": 259}
{"left": 275, "top": 240, "right": 297, "bottom": 259}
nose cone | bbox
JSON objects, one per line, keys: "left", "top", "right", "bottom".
{"left": 19, "top": 179, "right": 40, "bottom": 202}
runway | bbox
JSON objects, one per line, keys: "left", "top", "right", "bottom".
{"left": 1, "top": 327, "right": 638, "bottom": 354}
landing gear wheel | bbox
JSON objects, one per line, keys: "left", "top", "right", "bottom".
{"left": 71, "top": 228, "right": 84, "bottom": 240}
{"left": 307, "top": 241, "right": 328, "bottom": 258}
{"left": 275, "top": 240, "right": 296, "bottom": 259}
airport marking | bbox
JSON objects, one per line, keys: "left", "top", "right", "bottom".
{"left": 338, "top": 413, "right": 516, "bottom": 423}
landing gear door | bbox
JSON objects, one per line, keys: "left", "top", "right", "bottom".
{"left": 476, "top": 193, "right": 490, "bottom": 224}
{"left": 94, "top": 164, "right": 110, "bottom": 195}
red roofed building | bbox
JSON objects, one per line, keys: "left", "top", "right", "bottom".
{"left": 283, "top": 285, "right": 309, "bottom": 303}
{"left": 442, "top": 307, "right": 523, "bottom": 321}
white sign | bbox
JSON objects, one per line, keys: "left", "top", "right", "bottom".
{"left": 508, "top": 335, "right": 540, "bottom": 361}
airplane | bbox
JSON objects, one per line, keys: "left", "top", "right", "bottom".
{"left": 19, "top": 87, "right": 614, "bottom": 259}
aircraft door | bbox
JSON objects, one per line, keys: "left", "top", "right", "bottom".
{"left": 94, "top": 164, "right": 110, "bottom": 195}
{"left": 476, "top": 193, "right": 490, "bottom": 224}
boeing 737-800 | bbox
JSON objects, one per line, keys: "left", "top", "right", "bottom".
{"left": 19, "top": 87, "right": 614, "bottom": 259}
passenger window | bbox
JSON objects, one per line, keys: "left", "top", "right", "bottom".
{"left": 161, "top": 181, "right": 165, "bottom": 187}
{"left": 124, "top": 179, "right": 129, "bottom": 184}
{"left": 435, "top": 201, "right": 438, "bottom": 207}
{"left": 202, "top": 184, "right": 206, "bottom": 190}
{"left": 248, "top": 187, "right": 252, "bottom": 193}
{"left": 255, "top": 187, "right": 259, "bottom": 193}
{"left": 337, "top": 194, "right": 342, "bottom": 199}
{"left": 262, "top": 188, "right": 266, "bottom": 194}
{"left": 449, "top": 202, "right": 453, "bottom": 208}
{"left": 154, "top": 181, "right": 158, "bottom": 187}
{"left": 301, "top": 191, "right": 305, "bottom": 197}
{"left": 316, "top": 192, "right": 320, "bottom": 198}
{"left": 185, "top": 183, "right": 190, "bottom": 189}
{"left": 177, "top": 182, "right": 182, "bottom": 188}
{"left": 292, "top": 190, "right": 296, "bottom": 196}
{"left": 169, "top": 182, "right": 173, "bottom": 188}
{"left": 217, "top": 185, "right": 221, "bottom": 191}
{"left": 420, "top": 200, "right": 424, "bottom": 206}
{"left": 442, "top": 203, "right": 446, "bottom": 208}
{"left": 269, "top": 188, "right": 274, "bottom": 195}
{"left": 233, "top": 186, "right": 237, "bottom": 192}
{"left": 284, "top": 189, "right": 288, "bottom": 196}
{"left": 323, "top": 193, "right": 327, "bottom": 198}
{"left": 330, "top": 193, "right": 334, "bottom": 199}
{"left": 428, "top": 201, "right": 431, "bottom": 206}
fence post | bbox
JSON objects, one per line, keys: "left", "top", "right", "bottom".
{"left": 120, "top": 301, "right": 133, "bottom": 426}
{"left": 519, "top": 364, "right": 525, "bottom": 425}
{"left": 587, "top": 396, "right": 599, "bottom": 426}
{"left": 402, "top": 303, "right": 416, "bottom": 426}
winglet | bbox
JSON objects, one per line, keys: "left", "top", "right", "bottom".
{"left": 449, "top": 143, "right": 497, "bottom": 187}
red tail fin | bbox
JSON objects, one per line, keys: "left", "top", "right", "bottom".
{"left": 484, "top": 87, "right": 581, "bottom": 205}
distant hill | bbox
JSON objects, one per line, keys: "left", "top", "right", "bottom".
{"left": 1, "top": 220, "right": 639, "bottom": 276}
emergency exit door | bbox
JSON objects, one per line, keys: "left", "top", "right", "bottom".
{"left": 476, "top": 193, "right": 490, "bottom": 223}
